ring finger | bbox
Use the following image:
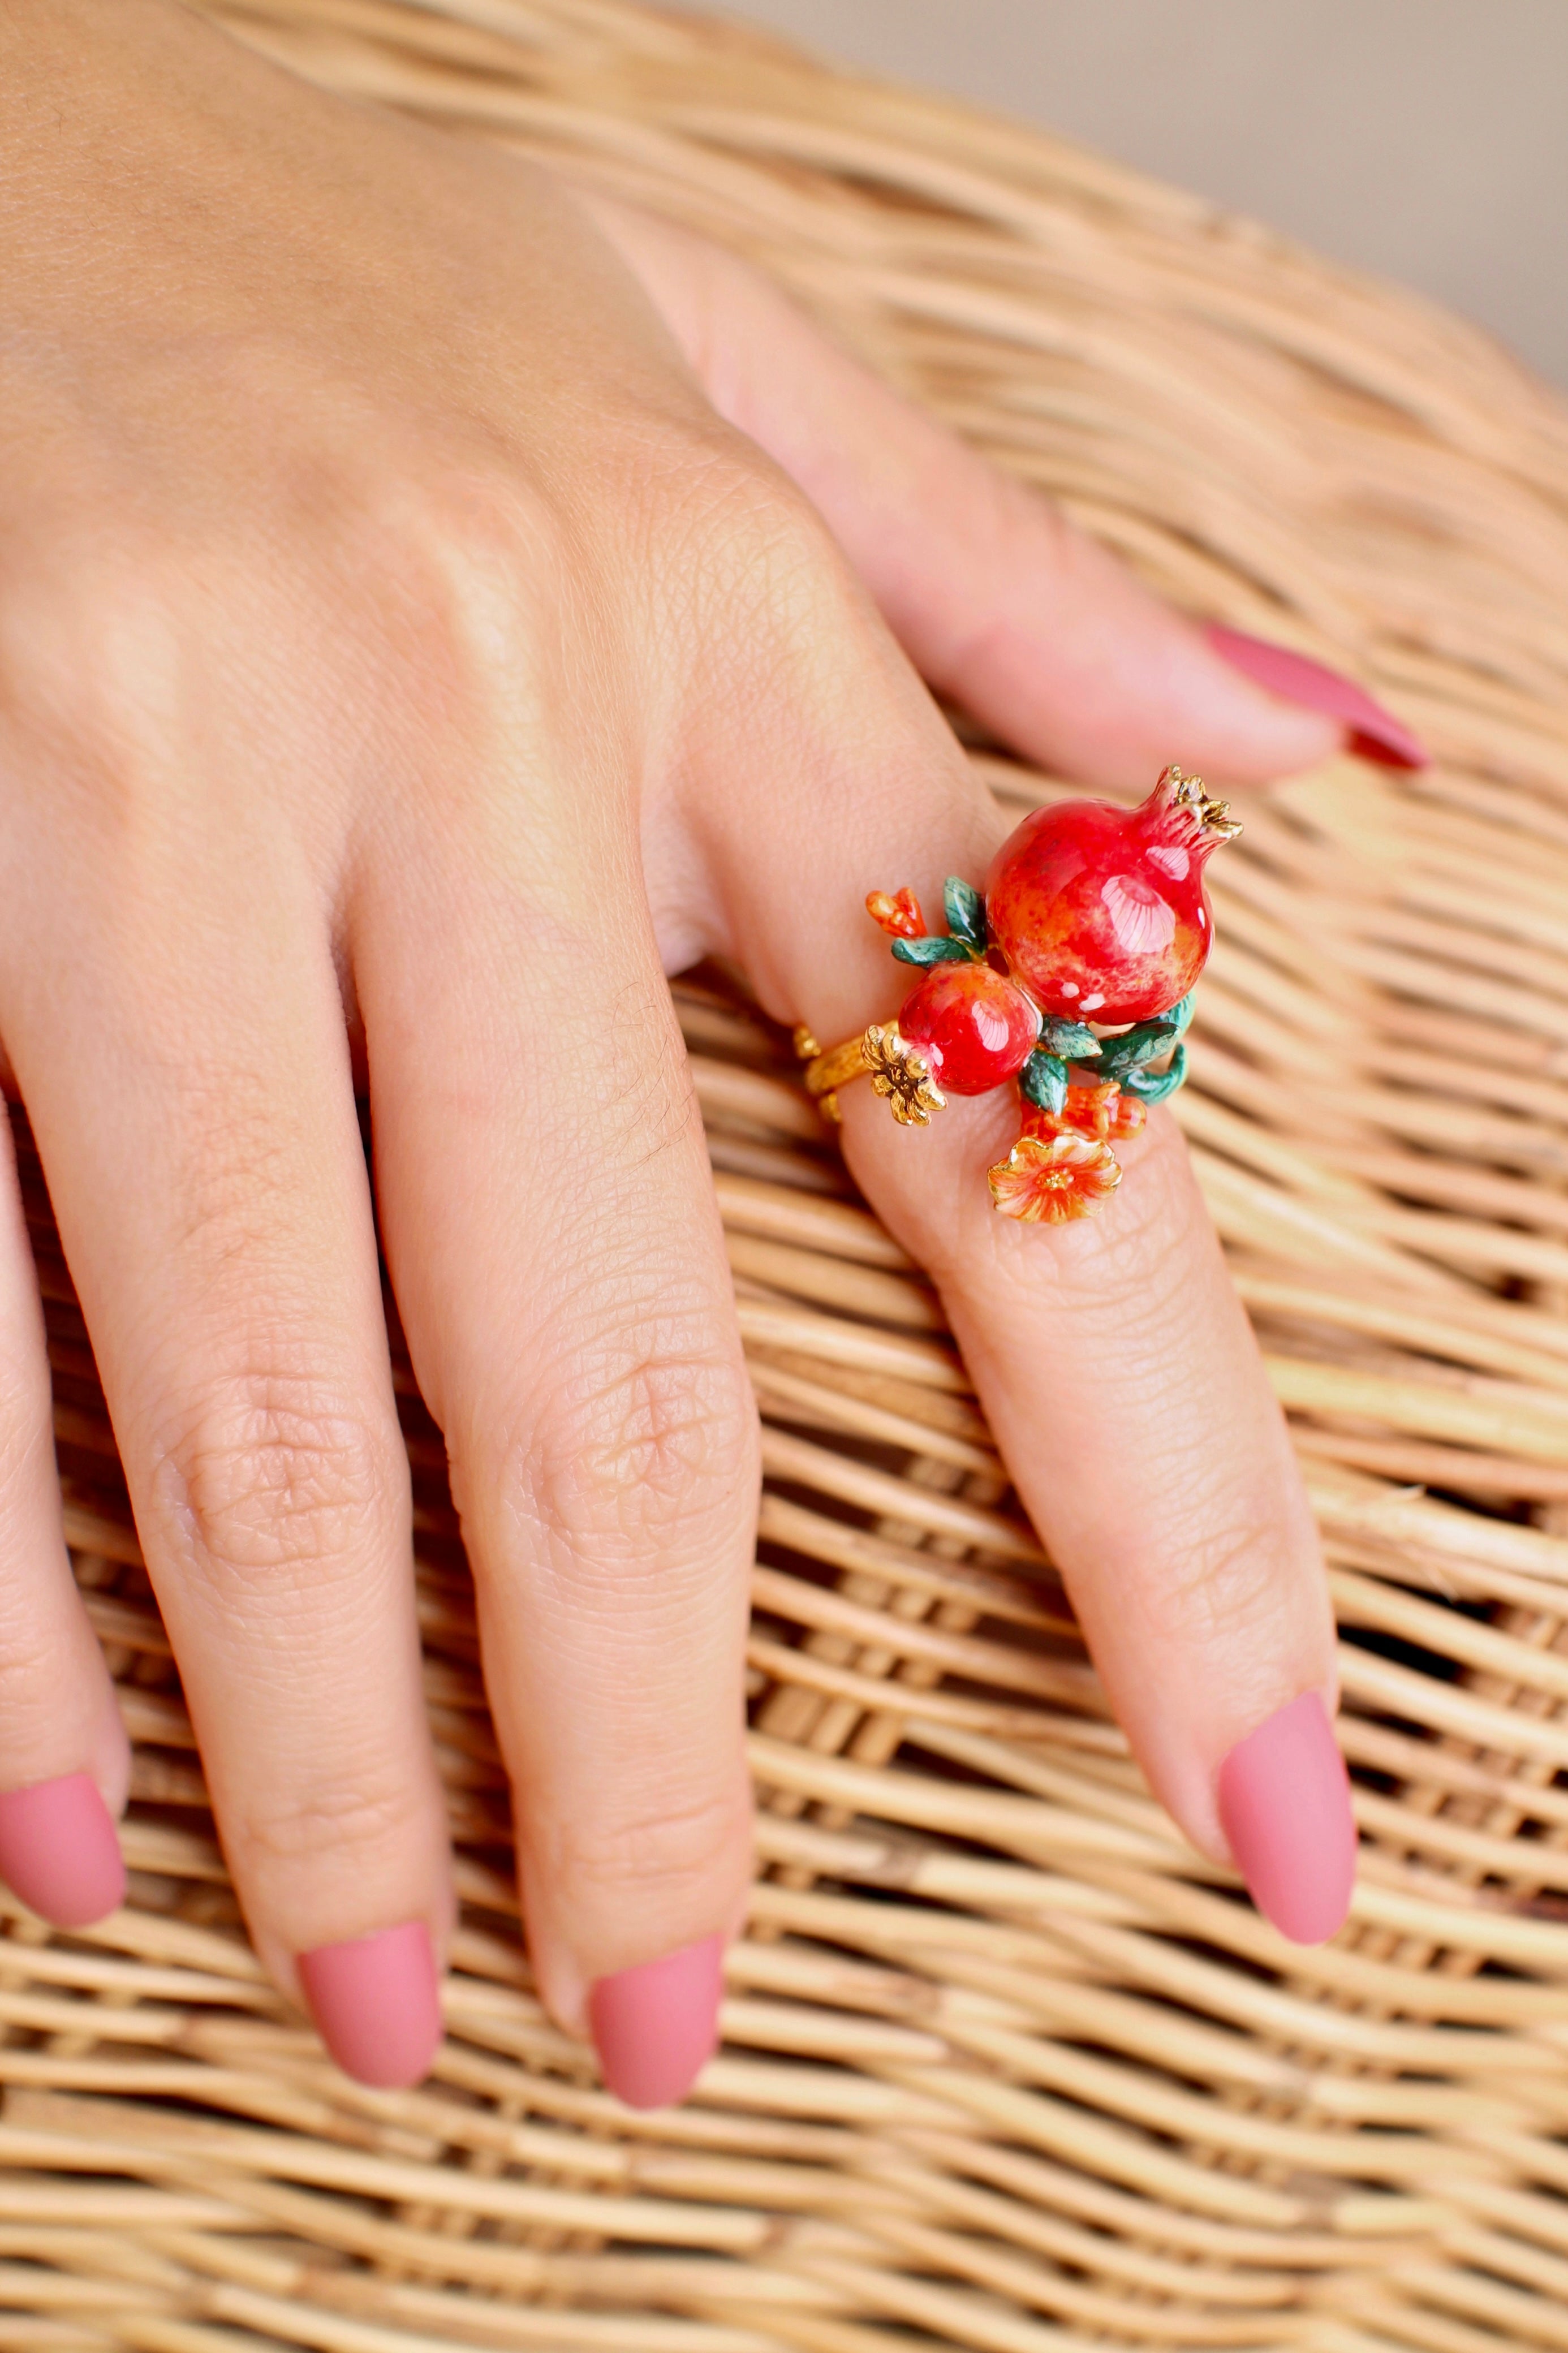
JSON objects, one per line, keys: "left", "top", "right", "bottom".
{"left": 693, "top": 511, "right": 1356, "bottom": 1945}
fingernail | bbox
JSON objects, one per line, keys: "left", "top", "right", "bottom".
{"left": 298, "top": 1920, "right": 442, "bottom": 2089}
{"left": 0, "top": 1772, "right": 125, "bottom": 1929}
{"left": 589, "top": 1933, "right": 724, "bottom": 2109}
{"left": 1207, "top": 622, "right": 1429, "bottom": 769}
{"left": 1218, "top": 1691, "right": 1358, "bottom": 1944}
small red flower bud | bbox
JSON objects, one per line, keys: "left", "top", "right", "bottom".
{"left": 1021, "top": 1078, "right": 1146, "bottom": 1145}
{"left": 865, "top": 887, "right": 926, "bottom": 940}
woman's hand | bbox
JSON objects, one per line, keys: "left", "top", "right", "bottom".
{"left": 0, "top": 0, "right": 1388, "bottom": 2102}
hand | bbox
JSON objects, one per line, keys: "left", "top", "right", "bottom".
{"left": 0, "top": 0, "right": 1382, "bottom": 2104}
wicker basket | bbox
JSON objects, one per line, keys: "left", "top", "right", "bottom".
{"left": 9, "top": 3, "right": 1568, "bottom": 2347}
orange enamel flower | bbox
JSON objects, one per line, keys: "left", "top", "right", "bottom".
{"left": 988, "top": 1132, "right": 1122, "bottom": 1223}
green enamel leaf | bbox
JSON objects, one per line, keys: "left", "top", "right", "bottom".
{"left": 1122, "top": 1044, "right": 1188, "bottom": 1104}
{"left": 1096, "top": 1018, "right": 1180, "bottom": 1078}
{"left": 891, "top": 934, "right": 973, "bottom": 967}
{"left": 1164, "top": 993, "right": 1196, "bottom": 1039}
{"left": 943, "top": 876, "right": 988, "bottom": 951}
{"left": 1037, "top": 1016, "right": 1100, "bottom": 1061}
{"left": 1019, "top": 1049, "right": 1069, "bottom": 1117}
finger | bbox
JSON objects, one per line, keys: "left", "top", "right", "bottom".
{"left": 809, "top": 881, "right": 1352, "bottom": 1942}
{"left": 356, "top": 764, "right": 756, "bottom": 2111}
{"left": 6, "top": 880, "right": 453, "bottom": 2087}
{"left": 0, "top": 1106, "right": 128, "bottom": 1928}
{"left": 920, "top": 1109, "right": 1354, "bottom": 1943}
{"left": 685, "top": 505, "right": 1353, "bottom": 1945}
{"left": 587, "top": 196, "right": 1424, "bottom": 785}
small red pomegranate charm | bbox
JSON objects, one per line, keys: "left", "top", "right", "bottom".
{"left": 986, "top": 764, "right": 1240, "bottom": 1025}
{"left": 897, "top": 962, "right": 1039, "bottom": 1095}
{"left": 800, "top": 765, "right": 1237, "bottom": 1222}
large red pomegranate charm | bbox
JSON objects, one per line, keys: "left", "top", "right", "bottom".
{"left": 987, "top": 762, "right": 1239, "bottom": 1024}
{"left": 800, "top": 766, "right": 1238, "bottom": 1222}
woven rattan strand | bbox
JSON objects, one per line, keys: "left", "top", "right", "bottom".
{"left": 8, "top": 2, "right": 1568, "bottom": 2347}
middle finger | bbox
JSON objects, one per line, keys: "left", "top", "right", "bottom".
{"left": 355, "top": 740, "right": 759, "bottom": 2109}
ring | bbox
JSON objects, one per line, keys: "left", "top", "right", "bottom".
{"left": 795, "top": 764, "right": 1238, "bottom": 1223}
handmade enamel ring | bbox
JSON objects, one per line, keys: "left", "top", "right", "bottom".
{"left": 795, "top": 765, "right": 1239, "bottom": 1225}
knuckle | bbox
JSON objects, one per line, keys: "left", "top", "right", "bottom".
{"left": 386, "top": 458, "right": 572, "bottom": 688}
{"left": 667, "top": 450, "right": 928, "bottom": 763}
{"left": 690, "top": 459, "right": 859, "bottom": 649}
{"left": 234, "top": 1767, "right": 432, "bottom": 1880}
{"left": 0, "top": 428, "right": 575, "bottom": 833}
{"left": 505, "top": 1319, "right": 759, "bottom": 1572}
{"left": 0, "top": 534, "right": 190, "bottom": 781}
{"left": 1139, "top": 1505, "right": 1290, "bottom": 1656}
{"left": 547, "top": 1776, "right": 751, "bottom": 1911}
{"left": 149, "top": 1364, "right": 404, "bottom": 1598}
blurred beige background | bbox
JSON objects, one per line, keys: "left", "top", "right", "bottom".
{"left": 715, "top": 1, "right": 1568, "bottom": 388}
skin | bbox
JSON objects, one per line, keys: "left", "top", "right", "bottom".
{"left": 0, "top": 0, "right": 1342, "bottom": 2044}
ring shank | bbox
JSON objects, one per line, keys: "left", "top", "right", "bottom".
{"left": 803, "top": 1035, "right": 871, "bottom": 1100}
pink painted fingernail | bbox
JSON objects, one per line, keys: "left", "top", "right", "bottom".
{"left": 298, "top": 1920, "right": 442, "bottom": 2089}
{"left": 589, "top": 1933, "right": 724, "bottom": 2109}
{"left": 1218, "top": 1691, "right": 1358, "bottom": 1944}
{"left": 1207, "top": 622, "right": 1429, "bottom": 769}
{"left": 0, "top": 1772, "right": 125, "bottom": 1929}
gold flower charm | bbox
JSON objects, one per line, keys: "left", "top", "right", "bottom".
{"left": 863, "top": 1023, "right": 946, "bottom": 1126}
{"left": 988, "top": 1132, "right": 1121, "bottom": 1222}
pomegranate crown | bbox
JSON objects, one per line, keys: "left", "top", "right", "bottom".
{"left": 1147, "top": 762, "right": 1242, "bottom": 851}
